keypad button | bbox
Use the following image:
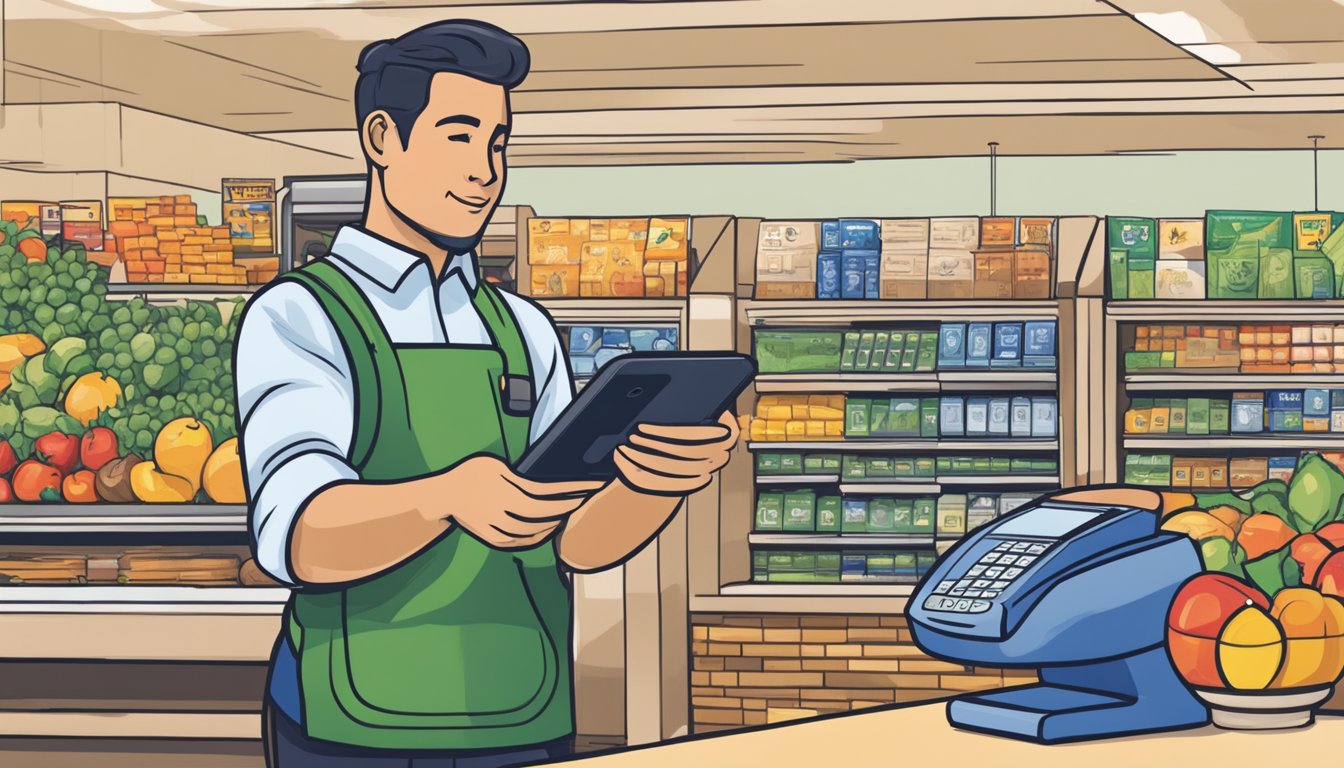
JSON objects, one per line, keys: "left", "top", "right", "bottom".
{"left": 954, "top": 599, "right": 972, "bottom": 612}
{"left": 984, "top": 567, "right": 1004, "bottom": 578}
{"left": 1027, "top": 543, "right": 1048, "bottom": 555}
{"left": 1011, "top": 542, "right": 1031, "bottom": 552}
{"left": 934, "top": 580, "right": 955, "bottom": 594}
{"left": 972, "top": 580, "right": 993, "bottom": 589}
{"left": 978, "top": 554, "right": 999, "bottom": 565}
{"left": 997, "top": 555, "right": 1018, "bottom": 566}
{"left": 994, "top": 542, "right": 1013, "bottom": 552}
{"left": 1004, "top": 567, "right": 1024, "bottom": 579}
{"left": 1016, "top": 556, "right": 1037, "bottom": 567}
{"left": 962, "top": 590, "right": 983, "bottom": 598}
{"left": 970, "top": 601, "right": 991, "bottom": 613}
{"left": 980, "top": 591, "right": 1000, "bottom": 599}
{"left": 991, "top": 580, "right": 1010, "bottom": 590}
{"left": 968, "top": 566, "right": 987, "bottom": 577}
{"left": 950, "top": 587, "right": 967, "bottom": 596}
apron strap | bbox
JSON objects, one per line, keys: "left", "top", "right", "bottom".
{"left": 283, "top": 260, "right": 402, "bottom": 472}
{"left": 472, "top": 280, "right": 533, "bottom": 380}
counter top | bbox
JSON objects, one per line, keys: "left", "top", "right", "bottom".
{"left": 557, "top": 700, "right": 1344, "bottom": 767}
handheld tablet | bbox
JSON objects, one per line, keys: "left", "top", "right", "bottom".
{"left": 516, "top": 352, "right": 755, "bottom": 481}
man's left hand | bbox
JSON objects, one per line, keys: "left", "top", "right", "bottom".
{"left": 613, "top": 411, "right": 740, "bottom": 497}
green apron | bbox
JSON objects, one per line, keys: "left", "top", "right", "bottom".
{"left": 280, "top": 260, "right": 572, "bottom": 750}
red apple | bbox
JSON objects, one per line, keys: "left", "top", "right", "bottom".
{"left": 1317, "top": 552, "right": 1344, "bottom": 598}
{"left": 1169, "top": 573, "right": 1270, "bottom": 637}
{"left": 12, "top": 460, "right": 61, "bottom": 502}
{"left": 1292, "top": 533, "right": 1335, "bottom": 586}
{"left": 1317, "top": 522, "right": 1344, "bottom": 550}
{"left": 34, "top": 432, "right": 79, "bottom": 475}
{"left": 79, "top": 427, "right": 119, "bottom": 472}
{"left": 0, "top": 440, "right": 16, "bottom": 476}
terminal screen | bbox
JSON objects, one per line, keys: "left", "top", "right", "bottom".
{"left": 992, "top": 506, "right": 1106, "bottom": 539}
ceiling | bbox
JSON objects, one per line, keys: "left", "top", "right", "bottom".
{"left": 3, "top": 0, "right": 1343, "bottom": 165}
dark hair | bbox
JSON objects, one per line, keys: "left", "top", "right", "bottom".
{"left": 354, "top": 20, "right": 530, "bottom": 149}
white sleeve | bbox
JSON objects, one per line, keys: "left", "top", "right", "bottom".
{"left": 234, "top": 282, "right": 361, "bottom": 585}
{"left": 502, "top": 293, "right": 574, "bottom": 443}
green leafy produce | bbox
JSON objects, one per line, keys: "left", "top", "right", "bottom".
{"left": 1286, "top": 453, "right": 1344, "bottom": 532}
{"left": 1199, "top": 536, "right": 1244, "bottom": 576}
{"left": 46, "top": 337, "right": 87, "bottom": 375}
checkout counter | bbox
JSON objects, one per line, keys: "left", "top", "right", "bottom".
{"left": 555, "top": 487, "right": 1344, "bottom": 765}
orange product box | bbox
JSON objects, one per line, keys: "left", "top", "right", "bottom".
{"left": 160, "top": 242, "right": 181, "bottom": 255}
{"left": 147, "top": 216, "right": 173, "bottom": 229}
{"left": 146, "top": 274, "right": 164, "bottom": 284}
{"left": 146, "top": 203, "right": 161, "bottom": 217}
{"left": 132, "top": 211, "right": 146, "bottom": 222}
{"left": 141, "top": 249, "right": 163, "bottom": 262}
{"left": 1315, "top": 346, "right": 1332, "bottom": 362}
{"left": 1291, "top": 346, "right": 1313, "bottom": 363}
{"left": 189, "top": 274, "right": 220, "bottom": 284}
{"left": 1272, "top": 326, "right": 1291, "bottom": 345}
{"left": 184, "top": 254, "right": 205, "bottom": 265}
{"left": 136, "top": 222, "right": 153, "bottom": 236}
{"left": 164, "top": 273, "right": 189, "bottom": 284}
{"left": 530, "top": 265, "right": 579, "bottom": 297}
{"left": 183, "top": 264, "right": 206, "bottom": 275}
{"left": 173, "top": 194, "right": 191, "bottom": 205}
{"left": 157, "top": 230, "right": 182, "bottom": 242}
{"left": 107, "top": 221, "right": 138, "bottom": 239}
{"left": 206, "top": 264, "right": 233, "bottom": 275}
{"left": 182, "top": 236, "right": 211, "bottom": 246}
{"left": 174, "top": 216, "right": 197, "bottom": 227}
{"left": 980, "top": 217, "right": 1016, "bottom": 248}
{"left": 212, "top": 227, "right": 231, "bottom": 239}
{"left": 181, "top": 245, "right": 204, "bottom": 256}
{"left": 1271, "top": 347, "right": 1290, "bottom": 365}
{"left": 204, "top": 244, "right": 232, "bottom": 253}
{"left": 141, "top": 236, "right": 159, "bottom": 249}
{"left": 158, "top": 196, "right": 174, "bottom": 207}
{"left": 1335, "top": 346, "right": 1344, "bottom": 362}
{"left": 124, "top": 248, "right": 145, "bottom": 262}
{"left": 144, "top": 261, "right": 165, "bottom": 274}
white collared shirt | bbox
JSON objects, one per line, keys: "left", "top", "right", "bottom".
{"left": 235, "top": 226, "right": 573, "bottom": 584}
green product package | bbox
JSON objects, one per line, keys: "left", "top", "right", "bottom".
{"left": 842, "top": 499, "right": 869, "bottom": 533}
{"left": 1010, "top": 458, "right": 1031, "bottom": 473}
{"left": 972, "top": 457, "right": 993, "bottom": 473}
{"left": 915, "top": 333, "right": 938, "bottom": 372}
{"left": 936, "top": 457, "right": 953, "bottom": 474}
{"left": 892, "top": 499, "right": 915, "bottom": 532}
{"left": 951, "top": 457, "right": 976, "bottom": 474}
{"left": 1207, "top": 211, "right": 1291, "bottom": 299}
{"left": 889, "top": 398, "right": 921, "bottom": 435}
{"left": 865, "top": 456, "right": 895, "bottom": 478}
{"left": 892, "top": 458, "right": 916, "bottom": 477}
{"left": 767, "top": 552, "right": 793, "bottom": 572}
{"left": 1128, "top": 267, "right": 1155, "bottom": 299}
{"left": 1109, "top": 218, "right": 1157, "bottom": 260}
{"left": 822, "top": 454, "right": 842, "bottom": 472}
{"left": 803, "top": 454, "right": 826, "bottom": 474}
{"left": 1187, "top": 398, "right": 1211, "bottom": 436}
{"left": 754, "top": 330, "right": 843, "bottom": 373}
{"left": 839, "top": 332, "right": 860, "bottom": 371}
{"left": 912, "top": 498, "right": 936, "bottom": 533}
{"left": 883, "top": 333, "right": 906, "bottom": 370}
{"left": 920, "top": 398, "right": 940, "bottom": 438}
{"left": 843, "top": 454, "right": 867, "bottom": 480}
{"left": 816, "top": 497, "right": 842, "bottom": 532}
{"left": 815, "top": 552, "right": 842, "bottom": 581}
{"left": 753, "top": 551, "right": 768, "bottom": 581}
{"left": 783, "top": 490, "right": 817, "bottom": 531}
{"left": 867, "top": 497, "right": 896, "bottom": 532}
{"left": 1296, "top": 255, "right": 1335, "bottom": 299}
{"left": 1323, "top": 222, "right": 1344, "bottom": 295}
{"left": 1257, "top": 247, "right": 1294, "bottom": 299}
{"left": 899, "top": 343, "right": 919, "bottom": 372}
{"left": 1124, "top": 454, "right": 1141, "bottom": 485}
{"left": 779, "top": 453, "right": 804, "bottom": 474}
{"left": 756, "top": 453, "right": 782, "bottom": 475}
{"left": 991, "top": 457, "right": 1012, "bottom": 473}
{"left": 1109, "top": 249, "right": 1129, "bottom": 300}
{"left": 1210, "top": 400, "right": 1231, "bottom": 434}
{"left": 914, "top": 457, "right": 936, "bottom": 477}
{"left": 846, "top": 398, "right": 872, "bottom": 438}
{"left": 869, "top": 398, "right": 891, "bottom": 436}
{"left": 1169, "top": 400, "right": 1187, "bottom": 434}
{"left": 870, "top": 333, "right": 891, "bottom": 372}
{"left": 755, "top": 493, "right": 783, "bottom": 531}
{"left": 855, "top": 332, "right": 876, "bottom": 371}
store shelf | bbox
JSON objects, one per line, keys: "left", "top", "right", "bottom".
{"left": 749, "top": 534, "right": 938, "bottom": 546}
{"left": 1125, "top": 374, "right": 1344, "bottom": 391}
{"left": 0, "top": 504, "right": 247, "bottom": 534}
{"left": 0, "top": 710, "right": 261, "bottom": 740}
{"left": 0, "top": 586, "right": 289, "bottom": 615}
{"left": 747, "top": 440, "right": 1059, "bottom": 452}
{"left": 744, "top": 300, "right": 1058, "bottom": 326}
{"left": 1123, "top": 436, "right": 1344, "bottom": 450}
{"left": 755, "top": 475, "right": 841, "bottom": 485}
{"left": 106, "top": 284, "right": 258, "bottom": 300}
{"left": 718, "top": 582, "right": 915, "bottom": 597}
{"left": 753, "top": 371, "right": 1055, "bottom": 394}
{"left": 1107, "top": 300, "right": 1344, "bottom": 322}
{"left": 838, "top": 483, "right": 941, "bottom": 494}
{"left": 690, "top": 590, "right": 911, "bottom": 615}
{"left": 937, "top": 475, "right": 1061, "bottom": 486}
{"left": 536, "top": 298, "right": 685, "bottom": 324}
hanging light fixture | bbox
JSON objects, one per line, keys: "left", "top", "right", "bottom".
{"left": 1309, "top": 135, "right": 1324, "bottom": 211}
{"left": 988, "top": 142, "right": 1000, "bottom": 217}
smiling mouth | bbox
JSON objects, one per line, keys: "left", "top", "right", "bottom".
{"left": 447, "top": 191, "right": 491, "bottom": 211}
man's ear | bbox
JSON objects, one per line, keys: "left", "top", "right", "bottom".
{"left": 361, "top": 110, "right": 397, "bottom": 169}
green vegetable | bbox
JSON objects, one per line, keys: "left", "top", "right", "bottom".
{"left": 1194, "top": 491, "right": 1252, "bottom": 516}
{"left": 0, "top": 401, "right": 19, "bottom": 437}
{"left": 45, "top": 337, "right": 87, "bottom": 375}
{"left": 1199, "top": 537, "right": 1243, "bottom": 576}
{"left": 1287, "top": 453, "right": 1344, "bottom": 532}
{"left": 23, "top": 354, "right": 59, "bottom": 404}
{"left": 20, "top": 406, "right": 62, "bottom": 439}
{"left": 130, "top": 332, "right": 155, "bottom": 362}
{"left": 1243, "top": 545, "right": 1295, "bottom": 598}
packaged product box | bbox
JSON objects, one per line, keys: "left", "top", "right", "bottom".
{"left": 912, "top": 498, "right": 936, "bottom": 533}
{"left": 940, "top": 396, "right": 966, "bottom": 437}
{"left": 1210, "top": 400, "right": 1231, "bottom": 434}
{"left": 869, "top": 333, "right": 891, "bottom": 372}
{"left": 863, "top": 251, "right": 881, "bottom": 299}
{"left": 1231, "top": 392, "right": 1266, "bottom": 433}
{"left": 981, "top": 217, "right": 1016, "bottom": 248}
{"left": 1169, "top": 400, "right": 1187, "bottom": 434}
{"left": 915, "top": 457, "right": 937, "bottom": 477}
{"left": 855, "top": 332, "right": 876, "bottom": 370}
{"left": 926, "top": 250, "right": 975, "bottom": 299}
{"left": 915, "top": 333, "right": 939, "bottom": 372}
{"left": 999, "top": 493, "right": 1037, "bottom": 515}
{"left": 1031, "top": 398, "right": 1058, "bottom": 438}
{"left": 987, "top": 398, "right": 1011, "bottom": 436}
{"left": 816, "top": 250, "right": 842, "bottom": 299}
{"left": 1158, "top": 219, "right": 1205, "bottom": 260}
{"left": 1171, "top": 457, "right": 1194, "bottom": 487}
{"left": 843, "top": 454, "right": 867, "bottom": 480}
{"left": 1296, "top": 255, "right": 1335, "bottom": 299}
{"left": 881, "top": 332, "right": 905, "bottom": 371}
{"left": 973, "top": 250, "right": 1015, "bottom": 299}
{"left": 839, "top": 219, "right": 880, "bottom": 250}
{"left": 866, "top": 553, "right": 897, "bottom": 581}
{"left": 971, "top": 457, "right": 993, "bottom": 474}
{"left": 756, "top": 493, "right": 783, "bottom": 530}
{"left": 755, "top": 221, "right": 818, "bottom": 299}
{"left": 1109, "top": 217, "right": 1157, "bottom": 260}
{"left": 867, "top": 498, "right": 896, "bottom": 532}
{"left": 956, "top": 323, "right": 990, "bottom": 369}
{"left": 817, "top": 497, "right": 842, "bottom": 532}
{"left": 939, "top": 323, "right": 967, "bottom": 368}
{"left": 528, "top": 219, "right": 581, "bottom": 264}
{"left": 937, "top": 495, "right": 968, "bottom": 536}
{"left": 967, "top": 505, "right": 997, "bottom": 533}
{"left": 965, "top": 397, "right": 990, "bottom": 437}
{"left": 881, "top": 218, "right": 930, "bottom": 250}
{"left": 822, "top": 221, "right": 841, "bottom": 250}
{"left": 841, "top": 251, "right": 867, "bottom": 299}
{"left": 842, "top": 499, "right": 870, "bottom": 533}
{"left": 921, "top": 398, "right": 940, "bottom": 438}
{"left": 581, "top": 239, "right": 646, "bottom": 297}
{"left": 868, "top": 398, "right": 891, "bottom": 436}
{"left": 889, "top": 398, "right": 921, "bottom": 436}
{"left": 1020, "top": 218, "right": 1053, "bottom": 247}
{"left": 645, "top": 217, "right": 689, "bottom": 261}
{"left": 1156, "top": 260, "right": 1207, "bottom": 299}
{"left": 754, "top": 330, "right": 844, "bottom": 373}
{"left": 1186, "top": 398, "right": 1211, "bottom": 435}
{"left": 531, "top": 265, "right": 579, "bottom": 297}
{"left": 1110, "top": 249, "right": 1129, "bottom": 300}
{"left": 840, "top": 331, "right": 860, "bottom": 371}
{"left": 879, "top": 251, "right": 929, "bottom": 299}
{"left": 1023, "top": 320, "right": 1057, "bottom": 368}
{"left": 1323, "top": 223, "right": 1344, "bottom": 294}
{"left": 1014, "top": 249, "right": 1053, "bottom": 299}
{"left": 845, "top": 398, "right": 871, "bottom": 438}
{"left": 898, "top": 341, "right": 919, "bottom": 372}
{"left": 930, "top": 217, "right": 980, "bottom": 250}
{"left": 780, "top": 453, "right": 805, "bottom": 474}
{"left": 756, "top": 453, "right": 782, "bottom": 475}
{"left": 1268, "top": 457, "right": 1297, "bottom": 483}
{"left": 1206, "top": 211, "right": 1291, "bottom": 299}
{"left": 1257, "top": 247, "right": 1295, "bottom": 299}
{"left": 892, "top": 458, "right": 916, "bottom": 477}
{"left": 1128, "top": 264, "right": 1156, "bottom": 300}
{"left": 59, "top": 201, "right": 105, "bottom": 253}
{"left": 783, "top": 491, "right": 818, "bottom": 531}
{"left": 991, "top": 322, "right": 1023, "bottom": 368}
{"left": 890, "top": 499, "right": 914, "bottom": 533}
{"left": 1294, "top": 212, "right": 1333, "bottom": 251}
{"left": 753, "top": 551, "right": 768, "bottom": 581}
{"left": 1306, "top": 389, "right": 1331, "bottom": 418}
{"left": 840, "top": 554, "right": 867, "bottom": 582}
{"left": 992, "top": 457, "right": 1012, "bottom": 473}
{"left": 1010, "top": 397, "right": 1032, "bottom": 437}
{"left": 1149, "top": 399, "right": 1171, "bottom": 434}
{"left": 968, "top": 493, "right": 999, "bottom": 522}
{"left": 866, "top": 456, "right": 896, "bottom": 478}
{"left": 1230, "top": 457, "right": 1269, "bottom": 489}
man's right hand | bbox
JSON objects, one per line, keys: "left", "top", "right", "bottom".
{"left": 437, "top": 455, "right": 605, "bottom": 549}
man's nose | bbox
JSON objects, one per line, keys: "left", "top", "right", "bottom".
{"left": 465, "top": 145, "right": 499, "bottom": 188}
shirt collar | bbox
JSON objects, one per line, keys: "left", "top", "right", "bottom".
{"left": 328, "top": 225, "right": 478, "bottom": 293}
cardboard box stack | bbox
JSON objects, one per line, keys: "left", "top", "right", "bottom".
{"left": 117, "top": 552, "right": 241, "bottom": 585}
{"left": 1125, "top": 323, "right": 1344, "bottom": 373}
{"left": 1126, "top": 390, "right": 1343, "bottom": 435}
{"left": 744, "top": 395, "right": 846, "bottom": 442}
{"left": 106, "top": 196, "right": 249, "bottom": 285}
{"left": 527, "top": 216, "right": 689, "bottom": 298}
{"left": 1125, "top": 453, "right": 1303, "bottom": 489}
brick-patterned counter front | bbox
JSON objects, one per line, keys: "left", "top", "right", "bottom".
{"left": 690, "top": 613, "right": 1036, "bottom": 733}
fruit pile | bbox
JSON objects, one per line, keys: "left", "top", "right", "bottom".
{"left": 1162, "top": 452, "right": 1344, "bottom": 691}
{"left": 0, "top": 218, "right": 247, "bottom": 504}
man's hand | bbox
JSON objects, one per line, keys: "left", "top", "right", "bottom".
{"left": 442, "top": 456, "right": 604, "bottom": 549}
{"left": 613, "top": 411, "right": 741, "bottom": 496}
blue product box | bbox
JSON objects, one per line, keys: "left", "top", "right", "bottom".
{"left": 568, "top": 327, "right": 601, "bottom": 356}
{"left": 629, "top": 329, "right": 659, "bottom": 351}
{"left": 1023, "top": 320, "right": 1057, "bottom": 367}
{"left": 841, "top": 554, "right": 867, "bottom": 581}
{"left": 1267, "top": 390, "right": 1304, "bottom": 411}
{"left": 990, "top": 322, "right": 1023, "bottom": 368}
{"left": 822, "top": 220, "right": 842, "bottom": 250}
{"left": 571, "top": 355, "right": 596, "bottom": 377}
{"left": 838, "top": 219, "right": 880, "bottom": 251}
{"left": 938, "top": 323, "right": 967, "bottom": 368}
{"left": 841, "top": 252, "right": 866, "bottom": 299}
{"left": 594, "top": 346, "right": 631, "bottom": 369}
{"left": 1304, "top": 389, "right": 1331, "bottom": 418}
{"left": 860, "top": 251, "right": 881, "bottom": 299}
{"left": 965, "top": 397, "right": 990, "bottom": 436}
{"left": 1031, "top": 398, "right": 1058, "bottom": 438}
{"left": 940, "top": 396, "right": 965, "bottom": 436}
{"left": 1010, "top": 397, "right": 1032, "bottom": 437}
{"left": 654, "top": 327, "right": 678, "bottom": 351}
{"left": 1269, "top": 456, "right": 1297, "bottom": 481}
{"left": 817, "top": 250, "right": 842, "bottom": 299}
{"left": 987, "top": 398, "right": 1011, "bottom": 436}
{"left": 1230, "top": 396, "right": 1265, "bottom": 433}
{"left": 965, "top": 323, "right": 992, "bottom": 368}
{"left": 601, "top": 328, "right": 630, "bottom": 348}
{"left": 1269, "top": 409, "right": 1304, "bottom": 432}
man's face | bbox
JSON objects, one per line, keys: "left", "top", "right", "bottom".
{"left": 378, "top": 72, "right": 510, "bottom": 249}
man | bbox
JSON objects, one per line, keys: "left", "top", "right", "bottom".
{"left": 235, "top": 20, "right": 739, "bottom": 767}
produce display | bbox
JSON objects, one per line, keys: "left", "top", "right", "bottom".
{"left": 1161, "top": 453, "right": 1344, "bottom": 693}
{"left": 0, "top": 218, "right": 245, "bottom": 504}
